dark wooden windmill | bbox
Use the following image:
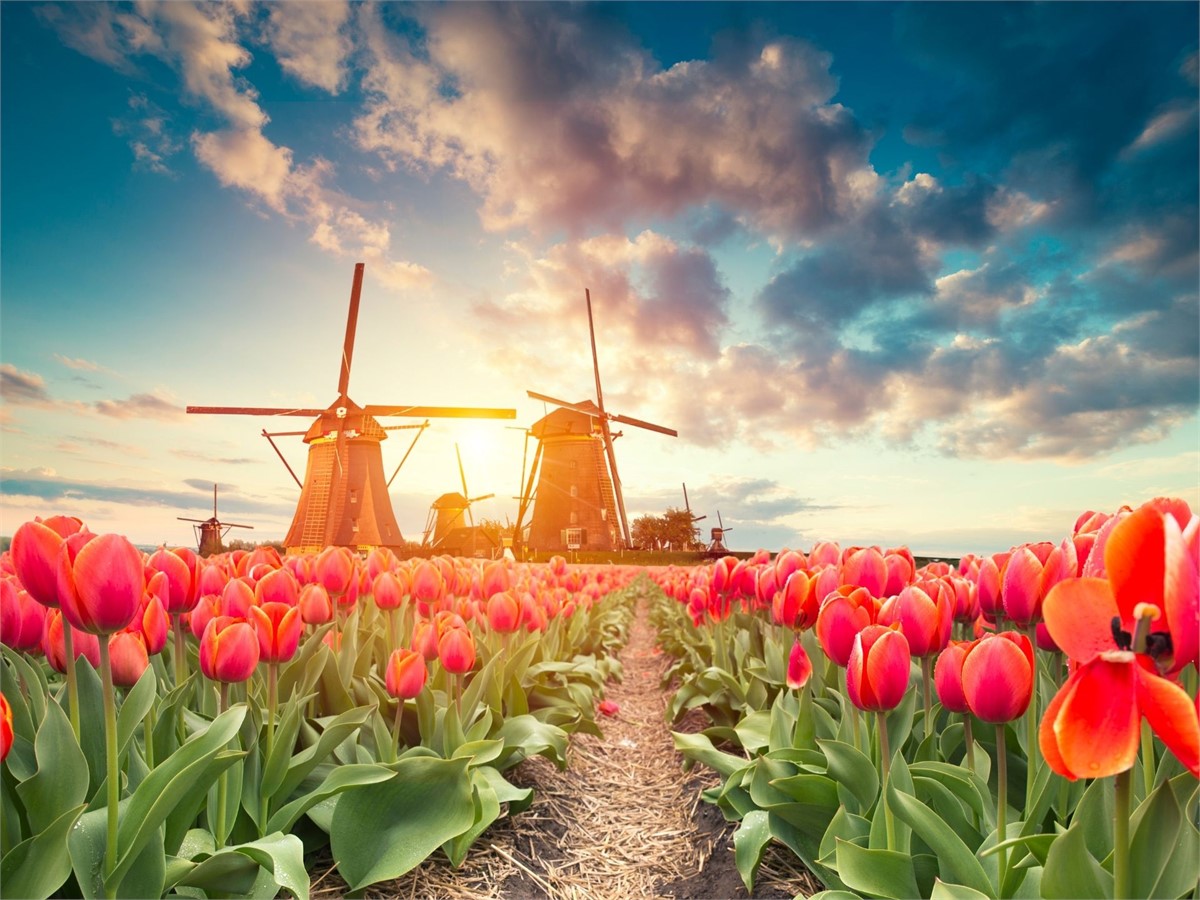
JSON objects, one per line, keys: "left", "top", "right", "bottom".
{"left": 707, "top": 511, "right": 733, "bottom": 553}
{"left": 513, "top": 290, "right": 677, "bottom": 553}
{"left": 422, "top": 444, "right": 495, "bottom": 555}
{"left": 188, "top": 263, "right": 515, "bottom": 555}
{"left": 177, "top": 483, "right": 252, "bottom": 557}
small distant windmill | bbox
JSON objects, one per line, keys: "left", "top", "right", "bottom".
{"left": 422, "top": 444, "right": 496, "bottom": 556}
{"left": 187, "top": 263, "right": 515, "bottom": 554}
{"left": 707, "top": 511, "right": 733, "bottom": 553}
{"left": 682, "top": 482, "right": 706, "bottom": 548}
{"left": 178, "top": 484, "right": 252, "bottom": 557}
{"left": 513, "top": 289, "right": 677, "bottom": 552}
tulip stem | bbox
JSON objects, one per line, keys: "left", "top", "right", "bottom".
{"left": 995, "top": 723, "right": 1008, "bottom": 898}
{"left": 1114, "top": 769, "right": 1131, "bottom": 900}
{"left": 143, "top": 702, "right": 156, "bottom": 769}
{"left": 1025, "top": 625, "right": 1038, "bottom": 814}
{"left": 172, "top": 618, "right": 188, "bottom": 744}
{"left": 63, "top": 626, "right": 82, "bottom": 741}
{"left": 877, "top": 710, "right": 895, "bottom": 852}
{"left": 963, "top": 715, "right": 975, "bottom": 772}
{"left": 215, "top": 683, "right": 230, "bottom": 849}
{"left": 920, "top": 656, "right": 933, "bottom": 742}
{"left": 1140, "top": 721, "right": 1155, "bottom": 797}
{"left": 259, "top": 662, "right": 278, "bottom": 836}
{"left": 98, "top": 638, "right": 120, "bottom": 899}
{"left": 391, "top": 700, "right": 404, "bottom": 757}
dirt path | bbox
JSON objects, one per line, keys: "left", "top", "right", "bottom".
{"left": 313, "top": 595, "right": 817, "bottom": 899}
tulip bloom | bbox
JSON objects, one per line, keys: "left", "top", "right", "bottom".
{"left": 43, "top": 609, "right": 101, "bottom": 672}
{"left": 487, "top": 591, "right": 521, "bottom": 634}
{"left": 960, "top": 632, "right": 1034, "bottom": 723}
{"left": 412, "top": 619, "right": 440, "bottom": 660}
{"left": 10, "top": 520, "right": 65, "bottom": 608}
{"left": 298, "top": 583, "right": 334, "bottom": 625}
{"left": 249, "top": 602, "right": 303, "bottom": 664}
{"left": 411, "top": 560, "right": 444, "bottom": 606}
{"left": 1040, "top": 650, "right": 1199, "bottom": 780}
{"left": 786, "top": 639, "right": 813, "bottom": 690}
{"left": 146, "top": 547, "right": 195, "bottom": 614}
{"left": 438, "top": 626, "right": 476, "bottom": 674}
{"left": 138, "top": 591, "right": 170, "bottom": 655}
{"left": 816, "top": 587, "right": 876, "bottom": 666}
{"left": 846, "top": 625, "right": 911, "bottom": 712}
{"left": 1, "top": 579, "right": 47, "bottom": 653}
{"left": 881, "top": 584, "right": 952, "bottom": 658}
{"left": 56, "top": 533, "right": 144, "bottom": 636}
{"left": 372, "top": 571, "right": 406, "bottom": 610}
{"left": 598, "top": 699, "right": 620, "bottom": 716}
{"left": 199, "top": 616, "right": 260, "bottom": 683}
{"left": 842, "top": 547, "right": 888, "bottom": 597}
{"left": 254, "top": 567, "right": 299, "bottom": 608}
{"left": 108, "top": 631, "right": 150, "bottom": 688}
{"left": 0, "top": 692, "right": 11, "bottom": 762}
{"left": 385, "top": 648, "right": 428, "bottom": 699}
{"left": 933, "top": 641, "right": 973, "bottom": 715}
{"left": 315, "top": 546, "right": 355, "bottom": 596}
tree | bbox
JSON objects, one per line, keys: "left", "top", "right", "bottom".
{"left": 631, "top": 514, "right": 666, "bottom": 550}
{"left": 631, "top": 507, "right": 703, "bottom": 551}
{"left": 476, "top": 517, "right": 515, "bottom": 549}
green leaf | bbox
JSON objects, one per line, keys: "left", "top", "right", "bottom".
{"left": 807, "top": 892, "right": 864, "bottom": 900}
{"left": 1074, "top": 774, "right": 1114, "bottom": 861}
{"left": 276, "top": 705, "right": 372, "bottom": 802}
{"left": 68, "top": 801, "right": 167, "bottom": 899}
{"left": 442, "top": 768, "right": 501, "bottom": 868}
{"left": 909, "top": 761, "right": 995, "bottom": 828}
{"left": 1128, "top": 780, "right": 1191, "bottom": 900}
{"left": 834, "top": 838, "right": 921, "bottom": 899}
{"left": 0, "top": 803, "right": 84, "bottom": 899}
{"left": 818, "top": 738, "right": 879, "bottom": 815}
{"left": 330, "top": 756, "right": 476, "bottom": 890}
{"left": 15, "top": 699, "right": 89, "bottom": 834}
{"left": 734, "top": 709, "right": 772, "bottom": 754}
{"left": 115, "top": 665, "right": 157, "bottom": 761}
{"left": 1041, "top": 824, "right": 1112, "bottom": 900}
{"left": 495, "top": 714, "right": 569, "bottom": 770}
{"left": 931, "top": 877, "right": 993, "bottom": 900}
{"left": 887, "top": 780, "right": 994, "bottom": 897}
{"left": 265, "top": 763, "right": 393, "bottom": 835}
{"left": 452, "top": 738, "right": 505, "bottom": 767}
{"left": 734, "top": 809, "right": 772, "bottom": 893}
{"left": 169, "top": 832, "right": 310, "bottom": 900}
{"left": 818, "top": 805, "right": 871, "bottom": 865}
{"left": 260, "top": 693, "right": 310, "bottom": 799}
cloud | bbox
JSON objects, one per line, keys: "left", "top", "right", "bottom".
{"left": 111, "top": 92, "right": 182, "bottom": 175}
{"left": 56, "top": 435, "right": 146, "bottom": 457}
{"left": 182, "top": 478, "right": 239, "bottom": 494}
{"left": 92, "top": 393, "right": 185, "bottom": 420}
{"left": 173, "top": 449, "right": 260, "bottom": 466}
{"left": 53, "top": 354, "right": 111, "bottom": 373}
{"left": 264, "top": 1, "right": 353, "bottom": 93}
{"left": 355, "top": 4, "right": 876, "bottom": 238}
{"left": 1, "top": 364, "right": 53, "bottom": 404}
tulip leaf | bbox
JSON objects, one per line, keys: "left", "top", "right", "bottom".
{"left": 672, "top": 730, "right": 748, "bottom": 779}
{"left": 818, "top": 738, "right": 879, "bottom": 815}
{"left": 475, "top": 765, "right": 533, "bottom": 814}
{"left": 442, "top": 767, "right": 501, "bottom": 868}
{"left": 266, "top": 762, "right": 393, "bottom": 835}
{"left": 3, "top": 644, "right": 48, "bottom": 728}
{"left": 807, "top": 893, "right": 863, "bottom": 900}
{"left": 115, "top": 666, "right": 156, "bottom": 761}
{"left": 884, "top": 686, "right": 918, "bottom": 764}
{"left": 330, "top": 756, "right": 476, "bottom": 890}
{"left": 275, "top": 705, "right": 372, "bottom": 802}
{"left": 1129, "top": 780, "right": 1192, "bottom": 900}
{"left": 734, "top": 809, "right": 772, "bottom": 893}
{"left": 460, "top": 650, "right": 503, "bottom": 725}
{"left": 909, "top": 761, "right": 995, "bottom": 827}
{"left": 1074, "top": 774, "right": 1114, "bottom": 861}
{"left": 260, "top": 692, "right": 311, "bottom": 800}
{"left": 452, "top": 738, "right": 505, "bottom": 767}
{"left": 15, "top": 699, "right": 88, "bottom": 834}
{"left": 888, "top": 780, "right": 994, "bottom": 897}
{"left": 69, "top": 800, "right": 167, "bottom": 900}
{"left": 1040, "top": 824, "right": 1112, "bottom": 900}
{"left": 930, "top": 878, "right": 994, "bottom": 900}
{"left": 834, "top": 838, "right": 921, "bottom": 899}
{"left": 70, "top": 656, "right": 106, "bottom": 800}
{"left": 0, "top": 802, "right": 84, "bottom": 900}
{"left": 494, "top": 714, "right": 570, "bottom": 770}
{"left": 818, "top": 805, "right": 871, "bottom": 865}
{"left": 167, "top": 831, "right": 309, "bottom": 900}
{"left": 734, "top": 709, "right": 772, "bottom": 754}
{"left": 913, "top": 776, "right": 981, "bottom": 847}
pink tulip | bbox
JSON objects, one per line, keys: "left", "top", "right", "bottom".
{"left": 933, "top": 641, "right": 972, "bottom": 714}
{"left": 846, "top": 625, "right": 911, "bottom": 712}
{"left": 385, "top": 648, "right": 427, "bottom": 699}
{"left": 10, "top": 521, "right": 65, "bottom": 608}
{"left": 298, "top": 583, "right": 334, "bottom": 624}
{"left": 199, "top": 616, "right": 259, "bottom": 683}
{"left": 108, "top": 631, "right": 150, "bottom": 687}
{"left": 249, "top": 602, "right": 303, "bottom": 664}
{"left": 961, "top": 632, "right": 1034, "bottom": 723}
{"left": 56, "top": 533, "right": 143, "bottom": 636}
{"left": 786, "top": 640, "right": 813, "bottom": 690}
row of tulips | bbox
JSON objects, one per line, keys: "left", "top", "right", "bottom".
{"left": 1, "top": 517, "right": 637, "bottom": 899}
{"left": 652, "top": 496, "right": 1198, "bottom": 899}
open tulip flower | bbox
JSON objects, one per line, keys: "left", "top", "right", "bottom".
{"left": 199, "top": 615, "right": 260, "bottom": 683}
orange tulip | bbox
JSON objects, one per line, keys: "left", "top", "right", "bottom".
{"left": 315, "top": 546, "right": 355, "bottom": 596}
{"left": 411, "top": 560, "right": 444, "bottom": 606}
{"left": 56, "top": 533, "right": 143, "bottom": 636}
{"left": 842, "top": 547, "right": 888, "bottom": 597}
{"left": 1039, "top": 650, "right": 1199, "bottom": 780}
{"left": 199, "top": 616, "right": 259, "bottom": 683}
{"left": 43, "top": 609, "right": 101, "bottom": 672}
{"left": 146, "top": 546, "right": 196, "bottom": 614}
{"left": 487, "top": 591, "right": 521, "bottom": 634}
{"left": 880, "top": 584, "right": 952, "bottom": 658}
{"left": 254, "top": 567, "right": 299, "bottom": 608}
{"left": 412, "top": 619, "right": 440, "bottom": 660}
{"left": 438, "top": 626, "right": 476, "bottom": 674}
{"left": 960, "top": 632, "right": 1034, "bottom": 723}
{"left": 138, "top": 590, "right": 170, "bottom": 655}
{"left": 385, "top": 648, "right": 428, "bottom": 699}
{"left": 846, "top": 625, "right": 911, "bottom": 712}
{"left": 10, "top": 520, "right": 65, "bottom": 608}
{"left": 298, "top": 583, "right": 334, "bottom": 625}
{"left": 249, "top": 602, "right": 303, "bottom": 664}
{"left": 108, "top": 631, "right": 150, "bottom": 688}
{"left": 372, "top": 571, "right": 406, "bottom": 610}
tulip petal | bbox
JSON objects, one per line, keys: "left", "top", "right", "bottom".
{"left": 1054, "top": 655, "right": 1140, "bottom": 780}
{"left": 1105, "top": 507, "right": 1166, "bottom": 623}
{"left": 1042, "top": 578, "right": 1119, "bottom": 663}
{"left": 961, "top": 635, "right": 1032, "bottom": 723}
{"left": 1162, "top": 515, "right": 1199, "bottom": 672}
{"left": 1135, "top": 666, "right": 1200, "bottom": 778}
{"left": 1039, "top": 676, "right": 1075, "bottom": 779}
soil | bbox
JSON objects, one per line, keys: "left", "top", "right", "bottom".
{"left": 310, "top": 595, "right": 820, "bottom": 899}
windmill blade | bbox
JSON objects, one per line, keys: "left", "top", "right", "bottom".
{"left": 337, "top": 263, "right": 365, "bottom": 396}
{"left": 525, "top": 389, "right": 584, "bottom": 411}
{"left": 456, "top": 443, "right": 474, "bottom": 528}
{"left": 467, "top": 493, "right": 495, "bottom": 503}
{"left": 610, "top": 411, "right": 677, "bottom": 437}
{"left": 363, "top": 405, "right": 515, "bottom": 419}
{"left": 386, "top": 421, "right": 429, "bottom": 488}
{"left": 177, "top": 517, "right": 208, "bottom": 523}
{"left": 189, "top": 406, "right": 325, "bottom": 417}
{"left": 222, "top": 522, "right": 254, "bottom": 529}
{"left": 261, "top": 430, "right": 304, "bottom": 489}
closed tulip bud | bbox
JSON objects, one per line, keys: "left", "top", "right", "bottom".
{"left": 372, "top": 571, "right": 405, "bottom": 610}
{"left": 190, "top": 595, "right": 220, "bottom": 639}
{"left": 221, "top": 578, "right": 255, "bottom": 619}
{"left": 197, "top": 561, "right": 230, "bottom": 598}
{"left": 815, "top": 587, "right": 875, "bottom": 667}
{"left": 1035, "top": 621, "right": 1060, "bottom": 653}
{"left": 366, "top": 547, "right": 398, "bottom": 580}
{"left": 887, "top": 584, "right": 953, "bottom": 658}
{"left": 385, "top": 648, "right": 427, "bottom": 699}
{"left": 199, "top": 616, "right": 260, "bottom": 683}
{"left": 1001, "top": 546, "right": 1050, "bottom": 628}
{"left": 43, "top": 609, "right": 101, "bottom": 672}
{"left": 846, "top": 625, "right": 911, "bottom": 712}
{"left": 146, "top": 546, "right": 195, "bottom": 614}
{"left": 56, "top": 533, "right": 144, "bottom": 636}
{"left": 1, "top": 579, "right": 46, "bottom": 653}
{"left": 481, "top": 561, "right": 511, "bottom": 598}
{"left": 438, "top": 626, "right": 476, "bottom": 674}
{"left": 250, "top": 602, "right": 303, "bottom": 664}
{"left": 961, "top": 631, "right": 1034, "bottom": 723}
{"left": 933, "top": 641, "right": 973, "bottom": 714}
{"left": 315, "top": 546, "right": 355, "bottom": 596}
{"left": 255, "top": 567, "right": 299, "bottom": 608}
{"left": 842, "top": 547, "right": 888, "bottom": 597}
{"left": 487, "top": 591, "right": 521, "bottom": 634}
{"left": 786, "top": 639, "right": 813, "bottom": 690}
{"left": 11, "top": 520, "right": 65, "bottom": 608}
{"left": 108, "top": 631, "right": 150, "bottom": 687}
{"left": 413, "top": 619, "right": 440, "bottom": 661}
{"left": 411, "top": 560, "right": 444, "bottom": 604}
{"left": 976, "top": 556, "right": 1003, "bottom": 620}
{"left": 774, "top": 549, "right": 807, "bottom": 588}
{"left": 0, "top": 692, "right": 11, "bottom": 761}
{"left": 884, "top": 552, "right": 915, "bottom": 596}
{"left": 809, "top": 540, "right": 841, "bottom": 567}
{"left": 298, "top": 583, "right": 334, "bottom": 625}
{"left": 139, "top": 592, "right": 170, "bottom": 655}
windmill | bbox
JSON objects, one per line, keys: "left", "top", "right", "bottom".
{"left": 513, "top": 289, "right": 677, "bottom": 553}
{"left": 682, "top": 482, "right": 706, "bottom": 548}
{"left": 707, "top": 511, "right": 733, "bottom": 553}
{"left": 422, "top": 444, "right": 496, "bottom": 556}
{"left": 177, "top": 483, "right": 253, "bottom": 557}
{"left": 187, "top": 263, "right": 515, "bottom": 555}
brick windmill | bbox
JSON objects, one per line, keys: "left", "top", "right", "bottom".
{"left": 188, "top": 264, "right": 515, "bottom": 555}
{"left": 513, "top": 290, "right": 676, "bottom": 553}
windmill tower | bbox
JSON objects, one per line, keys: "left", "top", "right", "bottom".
{"left": 422, "top": 444, "right": 495, "bottom": 554}
{"left": 707, "top": 511, "right": 733, "bottom": 553}
{"left": 177, "top": 484, "right": 253, "bottom": 557}
{"left": 513, "top": 290, "right": 677, "bottom": 553}
{"left": 188, "top": 264, "right": 515, "bottom": 555}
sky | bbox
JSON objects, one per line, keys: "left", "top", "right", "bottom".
{"left": 2, "top": 1, "right": 1197, "bottom": 557}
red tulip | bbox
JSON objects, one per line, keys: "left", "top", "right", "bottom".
{"left": 411, "top": 560, "right": 444, "bottom": 605}
{"left": 487, "top": 591, "right": 521, "bottom": 634}
{"left": 254, "top": 567, "right": 299, "bottom": 608}
{"left": 412, "top": 619, "right": 440, "bottom": 661}
{"left": 1040, "top": 650, "right": 1199, "bottom": 780}
{"left": 0, "top": 693, "right": 11, "bottom": 762}
{"left": 221, "top": 579, "right": 255, "bottom": 619}
{"left": 108, "top": 631, "right": 150, "bottom": 687}
{"left": 438, "top": 626, "right": 476, "bottom": 674}
{"left": 975, "top": 555, "right": 1004, "bottom": 621}
{"left": 773, "top": 571, "right": 817, "bottom": 630}
{"left": 146, "top": 547, "right": 195, "bottom": 614}
{"left": 10, "top": 520, "right": 65, "bottom": 607}
{"left": 846, "top": 625, "right": 910, "bottom": 712}
{"left": 598, "top": 699, "right": 620, "bottom": 716}
{"left": 385, "top": 648, "right": 427, "bottom": 699}
{"left": 372, "top": 571, "right": 406, "bottom": 611}
{"left": 43, "top": 609, "right": 101, "bottom": 672}
{"left": 1, "top": 578, "right": 46, "bottom": 653}
{"left": 843, "top": 547, "right": 888, "bottom": 597}
{"left": 199, "top": 616, "right": 259, "bottom": 683}
{"left": 786, "top": 639, "right": 813, "bottom": 690}
{"left": 139, "top": 591, "right": 170, "bottom": 655}
{"left": 1001, "top": 544, "right": 1054, "bottom": 628}
{"left": 815, "top": 587, "right": 875, "bottom": 666}
{"left": 249, "top": 602, "right": 303, "bottom": 664}
{"left": 56, "top": 533, "right": 143, "bottom": 636}
{"left": 298, "top": 583, "right": 334, "bottom": 625}
{"left": 196, "top": 561, "right": 230, "bottom": 598}
{"left": 38, "top": 515, "right": 85, "bottom": 538}
{"left": 315, "top": 546, "right": 355, "bottom": 596}
{"left": 881, "top": 584, "right": 952, "bottom": 658}
{"left": 960, "top": 632, "right": 1034, "bottom": 723}
{"left": 933, "top": 641, "right": 973, "bottom": 715}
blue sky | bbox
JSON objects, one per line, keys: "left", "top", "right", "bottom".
{"left": 2, "top": 1, "right": 1197, "bottom": 556}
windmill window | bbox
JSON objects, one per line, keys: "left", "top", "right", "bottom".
{"left": 569, "top": 512, "right": 578, "bottom": 525}
{"left": 352, "top": 519, "right": 359, "bottom": 532}
{"left": 350, "top": 489, "right": 358, "bottom": 504}
{"left": 569, "top": 485, "right": 578, "bottom": 498}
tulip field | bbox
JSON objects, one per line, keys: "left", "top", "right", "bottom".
{"left": 1, "top": 496, "right": 1197, "bottom": 900}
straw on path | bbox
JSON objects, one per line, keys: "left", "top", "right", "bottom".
{"left": 313, "top": 594, "right": 819, "bottom": 899}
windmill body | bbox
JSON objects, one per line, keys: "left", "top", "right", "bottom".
{"left": 178, "top": 484, "right": 252, "bottom": 557}
{"left": 188, "top": 264, "right": 515, "bottom": 556}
